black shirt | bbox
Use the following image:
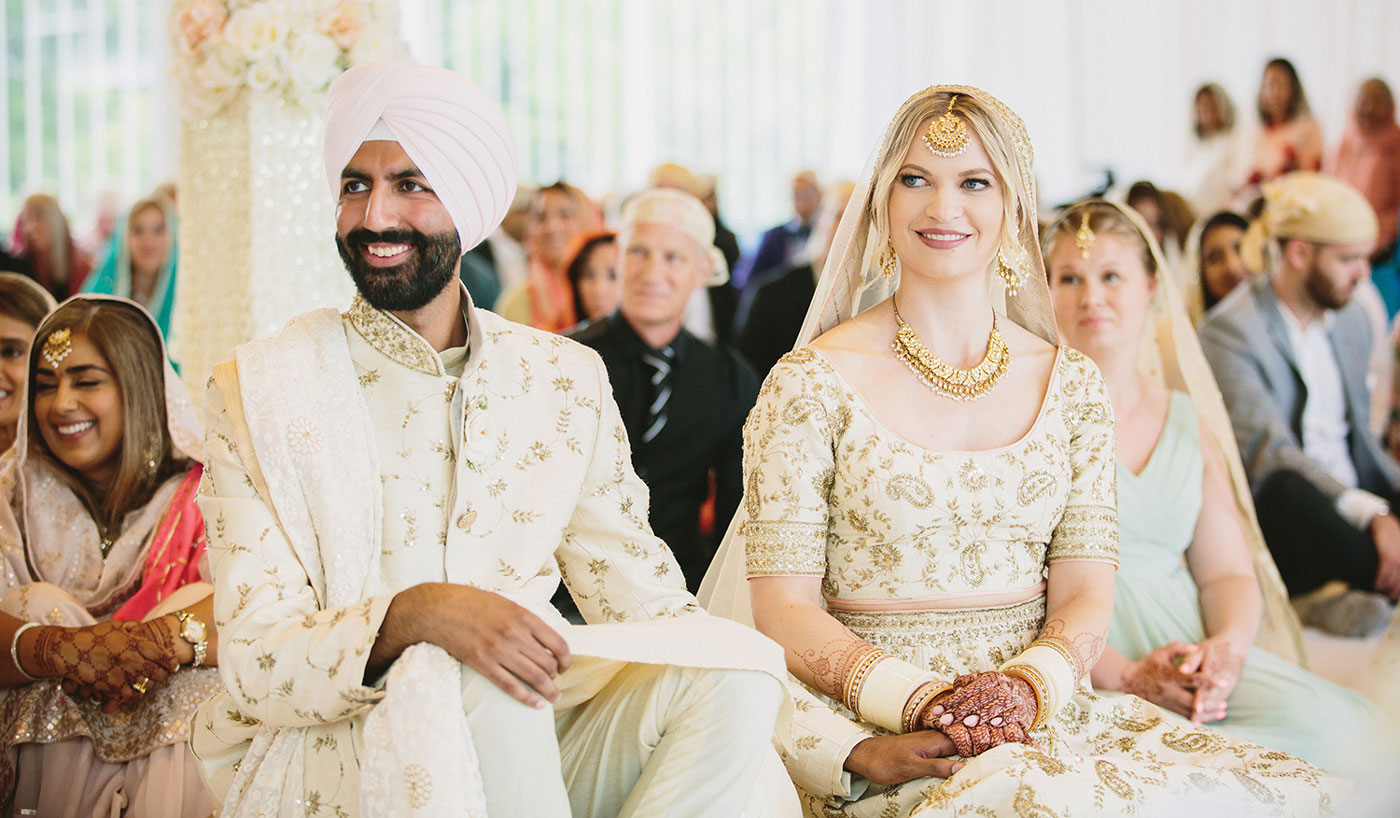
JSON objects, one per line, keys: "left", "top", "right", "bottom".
{"left": 736, "top": 262, "right": 815, "bottom": 381}
{"left": 570, "top": 313, "right": 759, "bottom": 591}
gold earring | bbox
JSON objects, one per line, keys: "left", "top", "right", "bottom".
{"left": 882, "top": 239, "right": 898, "bottom": 279}
{"left": 995, "top": 246, "right": 1026, "bottom": 296}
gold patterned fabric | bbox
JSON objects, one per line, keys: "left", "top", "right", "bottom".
{"left": 744, "top": 346, "right": 1117, "bottom": 600}
{"left": 742, "top": 348, "right": 1348, "bottom": 817}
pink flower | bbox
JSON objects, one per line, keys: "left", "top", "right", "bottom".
{"left": 318, "top": 1, "right": 367, "bottom": 50}
{"left": 175, "top": 0, "right": 227, "bottom": 53}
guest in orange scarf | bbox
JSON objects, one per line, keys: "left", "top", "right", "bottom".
{"left": 495, "top": 181, "right": 600, "bottom": 331}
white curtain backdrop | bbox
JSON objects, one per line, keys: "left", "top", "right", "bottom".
{"left": 5, "top": 0, "right": 1399, "bottom": 239}
{"left": 397, "top": 0, "right": 1400, "bottom": 239}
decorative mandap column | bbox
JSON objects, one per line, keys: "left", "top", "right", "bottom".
{"left": 169, "top": 0, "right": 405, "bottom": 400}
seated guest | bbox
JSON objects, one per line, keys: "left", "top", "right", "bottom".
{"left": 1184, "top": 82, "right": 1248, "bottom": 215}
{"left": 495, "top": 181, "right": 597, "bottom": 331}
{"left": 732, "top": 170, "right": 820, "bottom": 290}
{"left": 649, "top": 164, "right": 741, "bottom": 345}
{"left": 1247, "top": 58, "right": 1324, "bottom": 187}
{"left": 563, "top": 230, "right": 619, "bottom": 324}
{"left": 83, "top": 196, "right": 179, "bottom": 340}
{"left": 0, "top": 273, "right": 54, "bottom": 453}
{"left": 17, "top": 194, "right": 92, "bottom": 300}
{"left": 1048, "top": 199, "right": 1380, "bottom": 772}
{"left": 1329, "top": 77, "right": 1400, "bottom": 262}
{"left": 1195, "top": 210, "right": 1253, "bottom": 317}
{"left": 736, "top": 180, "right": 853, "bottom": 380}
{"left": 1200, "top": 172, "right": 1397, "bottom": 636}
{"left": 572, "top": 188, "right": 758, "bottom": 591}
{"left": 193, "top": 64, "right": 789, "bottom": 817}
{"left": 0, "top": 296, "right": 219, "bottom": 816}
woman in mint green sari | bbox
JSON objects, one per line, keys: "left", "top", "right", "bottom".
{"left": 1046, "top": 198, "right": 1382, "bottom": 773}
{"left": 83, "top": 196, "right": 177, "bottom": 341}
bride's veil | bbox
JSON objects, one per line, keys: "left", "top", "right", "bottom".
{"left": 698, "top": 84, "right": 1057, "bottom": 624}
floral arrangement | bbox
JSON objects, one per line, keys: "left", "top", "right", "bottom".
{"left": 171, "top": 0, "right": 408, "bottom": 118}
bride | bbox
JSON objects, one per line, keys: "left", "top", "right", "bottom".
{"left": 701, "top": 85, "right": 1349, "bottom": 817}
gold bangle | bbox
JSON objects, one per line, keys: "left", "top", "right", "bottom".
{"left": 1003, "top": 664, "right": 1049, "bottom": 731}
{"left": 900, "top": 680, "right": 951, "bottom": 733}
{"left": 842, "top": 648, "right": 886, "bottom": 716}
{"left": 9, "top": 622, "right": 40, "bottom": 682}
{"left": 1031, "top": 636, "right": 1080, "bottom": 679}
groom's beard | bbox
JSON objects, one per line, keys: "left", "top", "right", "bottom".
{"left": 337, "top": 227, "right": 461, "bottom": 312}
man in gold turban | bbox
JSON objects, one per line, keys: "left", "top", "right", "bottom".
{"left": 191, "top": 62, "right": 792, "bottom": 818}
{"left": 1201, "top": 171, "right": 1398, "bottom": 636}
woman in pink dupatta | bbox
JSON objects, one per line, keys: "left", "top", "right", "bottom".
{"left": 0, "top": 296, "right": 219, "bottom": 816}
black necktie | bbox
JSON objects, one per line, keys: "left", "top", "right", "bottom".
{"left": 641, "top": 345, "right": 676, "bottom": 444}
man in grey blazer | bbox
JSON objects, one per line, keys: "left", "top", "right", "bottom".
{"left": 1200, "top": 172, "right": 1398, "bottom": 636}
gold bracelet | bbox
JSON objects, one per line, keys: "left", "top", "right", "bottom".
{"left": 900, "top": 680, "right": 952, "bottom": 733}
{"left": 1031, "top": 636, "right": 1081, "bottom": 679}
{"left": 842, "top": 648, "right": 886, "bottom": 716}
{"left": 1003, "top": 663, "right": 1049, "bottom": 731}
{"left": 9, "top": 622, "right": 40, "bottom": 682}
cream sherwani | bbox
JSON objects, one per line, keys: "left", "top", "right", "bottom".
{"left": 192, "top": 292, "right": 794, "bottom": 817}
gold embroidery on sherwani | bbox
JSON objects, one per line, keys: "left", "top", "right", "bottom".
{"left": 347, "top": 294, "right": 443, "bottom": 377}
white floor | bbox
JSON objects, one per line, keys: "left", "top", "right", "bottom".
{"left": 1301, "top": 626, "right": 1383, "bottom": 691}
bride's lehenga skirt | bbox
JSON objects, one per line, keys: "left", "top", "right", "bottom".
{"left": 798, "top": 598, "right": 1350, "bottom": 818}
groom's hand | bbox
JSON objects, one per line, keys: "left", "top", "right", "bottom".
{"left": 370, "top": 582, "right": 573, "bottom": 709}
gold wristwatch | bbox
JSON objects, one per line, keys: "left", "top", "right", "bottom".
{"left": 173, "top": 610, "right": 208, "bottom": 667}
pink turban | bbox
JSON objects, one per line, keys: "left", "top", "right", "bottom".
{"left": 324, "top": 63, "right": 517, "bottom": 254}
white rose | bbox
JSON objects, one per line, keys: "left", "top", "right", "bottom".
{"left": 462, "top": 405, "right": 494, "bottom": 467}
{"left": 223, "top": 2, "right": 285, "bottom": 62}
{"left": 244, "top": 56, "right": 281, "bottom": 92}
{"left": 346, "top": 23, "right": 407, "bottom": 67}
{"left": 284, "top": 31, "right": 340, "bottom": 94}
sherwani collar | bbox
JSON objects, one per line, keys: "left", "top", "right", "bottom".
{"left": 345, "top": 284, "right": 484, "bottom": 379}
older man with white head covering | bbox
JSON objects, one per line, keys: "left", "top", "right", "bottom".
{"left": 191, "top": 63, "right": 793, "bottom": 818}
{"left": 1201, "top": 171, "right": 1399, "bottom": 637}
{"left": 572, "top": 188, "right": 758, "bottom": 594}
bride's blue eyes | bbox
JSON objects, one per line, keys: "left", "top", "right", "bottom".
{"left": 898, "top": 174, "right": 992, "bottom": 190}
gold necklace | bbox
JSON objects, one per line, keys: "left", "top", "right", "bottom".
{"left": 891, "top": 299, "right": 1010, "bottom": 401}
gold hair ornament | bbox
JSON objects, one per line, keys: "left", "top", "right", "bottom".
{"left": 42, "top": 328, "right": 72, "bottom": 367}
{"left": 892, "top": 299, "right": 1010, "bottom": 400}
{"left": 923, "top": 95, "right": 970, "bottom": 158}
{"left": 1074, "top": 210, "right": 1096, "bottom": 258}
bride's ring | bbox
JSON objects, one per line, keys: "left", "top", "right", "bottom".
{"left": 131, "top": 677, "right": 151, "bottom": 695}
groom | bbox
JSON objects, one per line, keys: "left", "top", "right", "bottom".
{"left": 191, "top": 62, "right": 790, "bottom": 817}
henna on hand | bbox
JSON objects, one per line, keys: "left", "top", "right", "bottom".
{"left": 920, "top": 671, "right": 1038, "bottom": 754}
{"left": 30, "top": 620, "right": 180, "bottom": 710}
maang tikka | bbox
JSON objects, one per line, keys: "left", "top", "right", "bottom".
{"left": 42, "top": 328, "right": 72, "bottom": 367}
{"left": 1075, "top": 210, "right": 1097, "bottom": 258}
{"left": 923, "top": 95, "right": 970, "bottom": 158}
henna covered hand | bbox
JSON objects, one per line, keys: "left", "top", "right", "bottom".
{"left": 30, "top": 620, "right": 180, "bottom": 712}
{"left": 1177, "top": 637, "right": 1244, "bottom": 724}
{"left": 1119, "top": 641, "right": 1204, "bottom": 719}
{"left": 921, "top": 672, "right": 1037, "bottom": 756}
